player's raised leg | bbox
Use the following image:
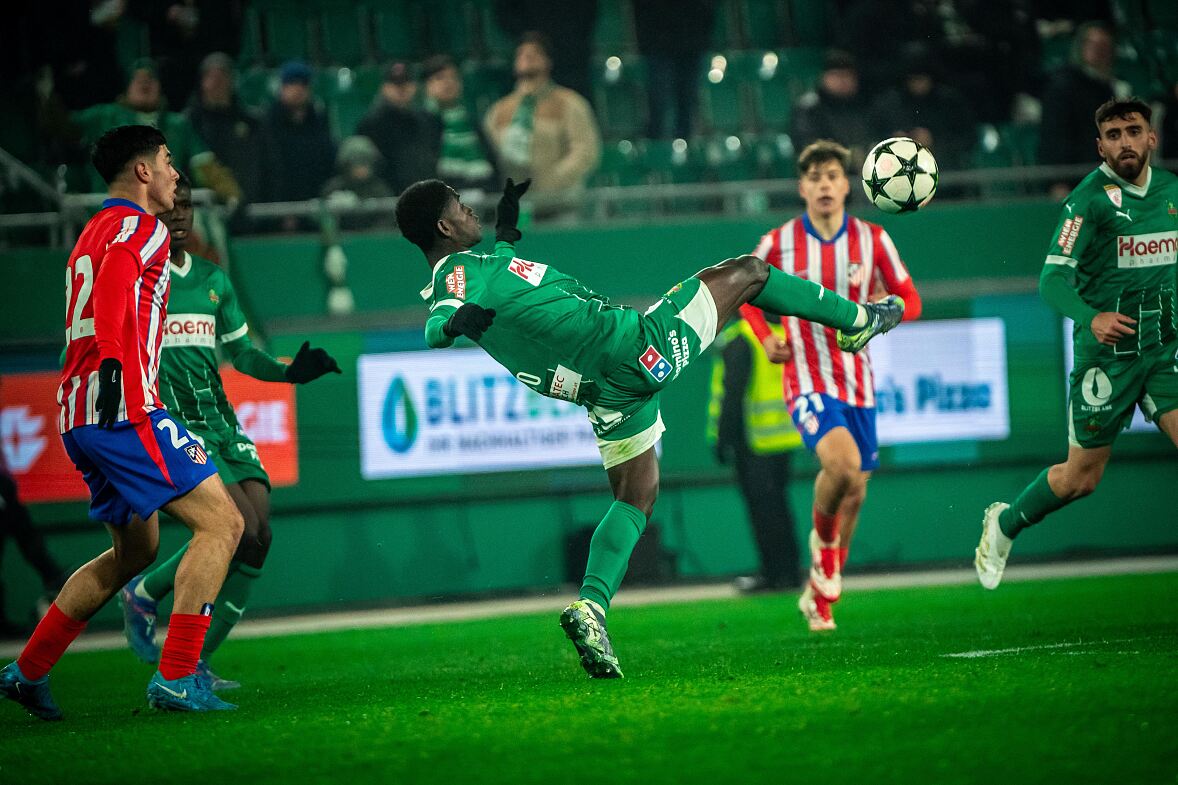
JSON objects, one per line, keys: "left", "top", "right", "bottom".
{"left": 561, "top": 448, "right": 659, "bottom": 679}
{"left": 977, "top": 445, "right": 1109, "bottom": 589}
{"left": 1, "top": 514, "right": 160, "bottom": 720}
{"left": 694, "top": 255, "right": 903, "bottom": 353}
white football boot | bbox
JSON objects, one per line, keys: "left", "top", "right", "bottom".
{"left": 808, "top": 529, "right": 842, "bottom": 602}
{"left": 798, "top": 583, "right": 836, "bottom": 632}
{"left": 975, "top": 502, "right": 1013, "bottom": 590}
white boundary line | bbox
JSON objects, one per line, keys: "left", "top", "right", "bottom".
{"left": 2, "top": 556, "right": 1175, "bottom": 658}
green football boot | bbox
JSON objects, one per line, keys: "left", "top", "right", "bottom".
{"left": 836, "top": 295, "right": 905, "bottom": 353}
{"left": 559, "top": 599, "right": 624, "bottom": 679}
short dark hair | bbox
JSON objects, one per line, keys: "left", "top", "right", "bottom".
{"left": 395, "top": 179, "right": 457, "bottom": 253}
{"left": 518, "top": 31, "right": 553, "bottom": 61}
{"left": 797, "top": 140, "right": 851, "bottom": 176}
{"left": 422, "top": 54, "right": 457, "bottom": 81}
{"left": 91, "top": 125, "right": 167, "bottom": 185}
{"left": 1094, "top": 97, "right": 1153, "bottom": 128}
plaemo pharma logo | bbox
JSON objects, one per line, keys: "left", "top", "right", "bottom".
{"left": 382, "top": 376, "right": 417, "bottom": 453}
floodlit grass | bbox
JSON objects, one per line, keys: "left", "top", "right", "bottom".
{"left": 2, "top": 572, "right": 1175, "bottom": 785}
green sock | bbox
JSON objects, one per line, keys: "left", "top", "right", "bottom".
{"left": 140, "top": 542, "right": 189, "bottom": 601}
{"left": 998, "top": 468, "right": 1067, "bottom": 539}
{"left": 579, "top": 501, "right": 647, "bottom": 611}
{"left": 202, "top": 562, "right": 262, "bottom": 659}
{"left": 750, "top": 265, "right": 864, "bottom": 331}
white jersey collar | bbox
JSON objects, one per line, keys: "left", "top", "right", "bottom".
{"left": 1099, "top": 162, "right": 1151, "bottom": 198}
{"left": 169, "top": 251, "right": 193, "bottom": 278}
{"left": 419, "top": 253, "right": 453, "bottom": 300}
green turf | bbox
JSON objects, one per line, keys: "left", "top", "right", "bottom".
{"left": 2, "top": 572, "right": 1176, "bottom": 785}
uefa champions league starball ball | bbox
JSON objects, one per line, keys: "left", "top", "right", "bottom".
{"left": 861, "top": 137, "right": 939, "bottom": 214}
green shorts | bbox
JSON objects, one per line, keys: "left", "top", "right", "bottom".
{"left": 589, "top": 277, "right": 719, "bottom": 468}
{"left": 1068, "top": 342, "right": 1178, "bottom": 448}
{"left": 189, "top": 424, "right": 271, "bottom": 490}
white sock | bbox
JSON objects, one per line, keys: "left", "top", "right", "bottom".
{"left": 851, "top": 304, "right": 868, "bottom": 329}
{"left": 134, "top": 579, "right": 157, "bottom": 603}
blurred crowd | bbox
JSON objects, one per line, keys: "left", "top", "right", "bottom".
{"left": 2, "top": 0, "right": 1176, "bottom": 231}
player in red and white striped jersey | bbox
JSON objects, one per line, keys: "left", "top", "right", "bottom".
{"left": 1, "top": 127, "right": 244, "bottom": 720}
{"left": 740, "top": 140, "right": 922, "bottom": 631}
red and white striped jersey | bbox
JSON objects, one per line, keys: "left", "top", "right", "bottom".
{"left": 744, "top": 213, "right": 916, "bottom": 408}
{"left": 59, "top": 199, "right": 172, "bottom": 433}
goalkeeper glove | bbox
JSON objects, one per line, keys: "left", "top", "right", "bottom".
{"left": 495, "top": 177, "right": 531, "bottom": 243}
{"left": 285, "top": 341, "right": 342, "bottom": 383}
{"left": 95, "top": 358, "right": 123, "bottom": 429}
{"left": 443, "top": 303, "right": 496, "bottom": 341}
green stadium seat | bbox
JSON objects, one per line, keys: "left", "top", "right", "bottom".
{"left": 427, "top": 0, "right": 475, "bottom": 60}
{"left": 318, "top": 1, "right": 371, "bottom": 66}
{"left": 462, "top": 62, "right": 513, "bottom": 119}
{"left": 698, "top": 54, "right": 747, "bottom": 135}
{"left": 743, "top": 51, "right": 792, "bottom": 131}
{"left": 642, "top": 137, "right": 706, "bottom": 184}
{"left": 710, "top": 1, "right": 740, "bottom": 50}
{"left": 318, "top": 65, "right": 382, "bottom": 137}
{"left": 736, "top": 0, "right": 787, "bottom": 50}
{"left": 593, "top": 0, "right": 634, "bottom": 55}
{"left": 593, "top": 56, "right": 648, "bottom": 140}
{"left": 702, "top": 134, "right": 759, "bottom": 182}
{"left": 594, "top": 139, "right": 648, "bottom": 187}
{"left": 471, "top": 0, "right": 516, "bottom": 59}
{"left": 236, "top": 7, "right": 265, "bottom": 67}
{"left": 371, "top": 1, "right": 423, "bottom": 60}
{"left": 256, "top": 0, "right": 311, "bottom": 64}
{"left": 786, "top": 0, "right": 827, "bottom": 46}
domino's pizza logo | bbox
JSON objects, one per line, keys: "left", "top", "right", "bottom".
{"left": 638, "top": 346, "right": 673, "bottom": 382}
{"left": 184, "top": 443, "right": 209, "bottom": 465}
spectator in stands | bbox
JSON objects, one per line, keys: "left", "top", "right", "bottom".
{"left": 185, "top": 52, "right": 278, "bottom": 206}
{"left": 492, "top": 0, "right": 598, "bottom": 104}
{"left": 53, "top": 58, "right": 241, "bottom": 202}
{"left": 356, "top": 61, "right": 441, "bottom": 195}
{"left": 633, "top": 0, "right": 716, "bottom": 140}
{"left": 321, "top": 136, "right": 394, "bottom": 230}
{"left": 263, "top": 60, "right": 337, "bottom": 221}
{"left": 870, "top": 45, "right": 977, "bottom": 171}
{"left": 1039, "top": 22, "right": 1132, "bottom": 198}
{"left": 484, "top": 32, "right": 601, "bottom": 221}
{"left": 790, "top": 51, "right": 875, "bottom": 165}
{"left": 422, "top": 55, "right": 499, "bottom": 196}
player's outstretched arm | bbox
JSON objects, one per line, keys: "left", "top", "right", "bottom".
{"left": 495, "top": 178, "right": 531, "bottom": 244}
{"left": 426, "top": 303, "right": 497, "bottom": 348}
{"left": 284, "top": 341, "right": 342, "bottom": 383}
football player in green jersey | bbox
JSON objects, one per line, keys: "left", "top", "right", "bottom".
{"left": 119, "top": 174, "right": 341, "bottom": 686}
{"left": 976, "top": 98, "right": 1178, "bottom": 589}
{"left": 397, "top": 177, "right": 905, "bottom": 678}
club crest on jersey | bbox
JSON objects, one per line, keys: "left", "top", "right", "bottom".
{"left": 847, "top": 262, "right": 865, "bottom": 288}
{"left": 508, "top": 257, "right": 548, "bottom": 286}
{"left": 445, "top": 265, "right": 466, "bottom": 299}
{"left": 208, "top": 289, "right": 219, "bottom": 304}
{"left": 638, "top": 346, "right": 673, "bottom": 382}
{"left": 184, "top": 443, "right": 209, "bottom": 465}
{"left": 1103, "top": 184, "right": 1122, "bottom": 208}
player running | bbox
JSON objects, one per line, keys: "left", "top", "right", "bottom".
{"left": 396, "top": 177, "right": 905, "bottom": 678}
{"left": 0, "top": 126, "right": 244, "bottom": 719}
{"left": 118, "top": 173, "right": 340, "bottom": 688}
{"left": 741, "top": 140, "right": 922, "bottom": 631}
{"left": 976, "top": 98, "right": 1178, "bottom": 588}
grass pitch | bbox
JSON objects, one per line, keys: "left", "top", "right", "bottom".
{"left": 2, "top": 571, "right": 1175, "bottom": 785}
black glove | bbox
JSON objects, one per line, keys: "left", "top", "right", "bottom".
{"left": 285, "top": 341, "right": 342, "bottom": 384}
{"left": 495, "top": 177, "right": 531, "bottom": 243}
{"left": 95, "top": 358, "right": 122, "bottom": 429}
{"left": 443, "top": 303, "right": 496, "bottom": 342}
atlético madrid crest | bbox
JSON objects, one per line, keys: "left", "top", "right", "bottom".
{"left": 185, "top": 443, "right": 209, "bottom": 464}
{"left": 1104, "top": 184, "right": 1122, "bottom": 208}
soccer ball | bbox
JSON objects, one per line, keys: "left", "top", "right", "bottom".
{"left": 861, "top": 137, "right": 938, "bottom": 214}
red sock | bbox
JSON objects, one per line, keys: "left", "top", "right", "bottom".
{"left": 838, "top": 547, "right": 850, "bottom": 571}
{"left": 812, "top": 506, "right": 839, "bottom": 543}
{"left": 158, "top": 613, "right": 211, "bottom": 680}
{"left": 16, "top": 603, "right": 87, "bottom": 681}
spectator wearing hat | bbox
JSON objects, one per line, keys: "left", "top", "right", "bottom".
{"left": 484, "top": 32, "right": 601, "bottom": 220}
{"left": 54, "top": 58, "right": 241, "bottom": 201}
{"left": 262, "top": 60, "right": 337, "bottom": 216}
{"left": 790, "top": 51, "right": 876, "bottom": 165}
{"left": 422, "top": 55, "right": 499, "bottom": 196}
{"left": 356, "top": 61, "right": 441, "bottom": 194}
{"left": 185, "top": 52, "right": 279, "bottom": 205}
{"left": 869, "top": 45, "right": 976, "bottom": 171}
{"left": 322, "top": 136, "right": 395, "bottom": 230}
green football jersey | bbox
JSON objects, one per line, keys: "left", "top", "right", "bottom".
{"left": 421, "top": 241, "right": 641, "bottom": 403}
{"left": 159, "top": 252, "right": 251, "bottom": 433}
{"left": 1045, "top": 163, "right": 1178, "bottom": 359}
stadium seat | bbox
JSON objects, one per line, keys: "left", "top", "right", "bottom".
{"left": 697, "top": 54, "right": 748, "bottom": 135}
{"left": 425, "top": 0, "right": 475, "bottom": 61}
{"left": 255, "top": 0, "right": 312, "bottom": 64}
{"left": 471, "top": 0, "right": 516, "bottom": 60}
{"left": 317, "top": 1, "right": 371, "bottom": 66}
{"left": 593, "top": 56, "right": 649, "bottom": 140}
{"left": 236, "top": 7, "right": 265, "bottom": 67}
{"left": 462, "top": 61, "right": 513, "bottom": 119}
{"left": 593, "top": 0, "right": 634, "bottom": 55}
{"left": 743, "top": 51, "right": 792, "bottom": 132}
{"left": 710, "top": 1, "right": 740, "bottom": 50}
{"left": 642, "top": 137, "right": 706, "bottom": 185}
{"left": 702, "top": 134, "right": 759, "bottom": 182}
{"left": 319, "top": 65, "right": 382, "bottom": 138}
{"left": 786, "top": 0, "right": 827, "bottom": 46}
{"left": 594, "top": 139, "right": 648, "bottom": 187}
{"left": 735, "top": 0, "right": 787, "bottom": 50}
{"left": 371, "top": 1, "right": 424, "bottom": 60}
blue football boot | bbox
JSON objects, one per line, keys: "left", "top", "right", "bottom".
{"left": 0, "top": 661, "right": 63, "bottom": 721}
{"left": 146, "top": 670, "right": 237, "bottom": 712}
{"left": 196, "top": 659, "right": 241, "bottom": 691}
{"left": 119, "top": 575, "right": 160, "bottom": 663}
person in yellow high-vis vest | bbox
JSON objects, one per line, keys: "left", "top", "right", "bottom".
{"left": 708, "top": 319, "right": 803, "bottom": 592}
